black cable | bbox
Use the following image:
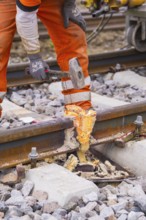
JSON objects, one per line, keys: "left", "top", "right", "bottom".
{"left": 87, "top": 14, "right": 105, "bottom": 43}
{"left": 87, "top": 12, "right": 113, "bottom": 44}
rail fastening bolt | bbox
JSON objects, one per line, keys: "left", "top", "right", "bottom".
{"left": 28, "top": 147, "right": 39, "bottom": 168}
{"left": 134, "top": 115, "right": 144, "bottom": 138}
{"left": 134, "top": 115, "right": 144, "bottom": 126}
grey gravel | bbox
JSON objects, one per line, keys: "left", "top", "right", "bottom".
{"left": 134, "top": 195, "right": 146, "bottom": 213}
{"left": 1, "top": 176, "right": 146, "bottom": 220}
{"left": 100, "top": 206, "right": 114, "bottom": 218}
{"left": 21, "top": 180, "right": 34, "bottom": 197}
{"left": 82, "top": 191, "right": 99, "bottom": 204}
{"left": 91, "top": 67, "right": 146, "bottom": 104}
{"left": 118, "top": 214, "right": 128, "bottom": 220}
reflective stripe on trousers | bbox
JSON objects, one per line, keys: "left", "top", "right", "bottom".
{"left": 62, "top": 76, "right": 91, "bottom": 91}
{"left": 64, "top": 91, "right": 91, "bottom": 105}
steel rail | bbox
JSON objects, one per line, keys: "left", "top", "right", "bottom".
{"left": 13, "top": 13, "right": 125, "bottom": 42}
{"left": 0, "top": 117, "right": 74, "bottom": 169}
{"left": 1, "top": 100, "right": 146, "bottom": 169}
{"left": 7, "top": 48, "right": 146, "bottom": 87}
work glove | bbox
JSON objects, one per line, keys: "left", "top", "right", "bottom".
{"left": 28, "top": 53, "right": 49, "bottom": 80}
{"left": 62, "top": 0, "right": 86, "bottom": 32}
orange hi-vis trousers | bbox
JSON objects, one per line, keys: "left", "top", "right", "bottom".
{"left": 0, "top": 0, "right": 16, "bottom": 116}
{"left": 0, "top": 0, "right": 92, "bottom": 112}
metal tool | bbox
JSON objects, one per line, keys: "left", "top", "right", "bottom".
{"left": 27, "top": 57, "right": 85, "bottom": 89}
{"left": 69, "top": 57, "right": 85, "bottom": 89}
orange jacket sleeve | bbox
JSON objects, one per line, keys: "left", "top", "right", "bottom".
{"left": 19, "top": 0, "right": 41, "bottom": 7}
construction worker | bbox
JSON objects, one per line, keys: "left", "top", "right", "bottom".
{"left": 0, "top": 0, "right": 96, "bottom": 162}
{"left": 15, "top": 0, "right": 92, "bottom": 111}
{"left": 0, "top": 0, "right": 92, "bottom": 115}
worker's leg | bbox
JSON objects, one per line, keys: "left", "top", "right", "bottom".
{"left": 0, "top": 0, "right": 16, "bottom": 116}
{"left": 38, "top": 0, "right": 92, "bottom": 110}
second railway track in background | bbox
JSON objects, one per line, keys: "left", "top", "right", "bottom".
{"left": 7, "top": 48, "right": 146, "bottom": 87}
{"left": 1, "top": 48, "right": 146, "bottom": 169}
{"left": 14, "top": 12, "right": 125, "bottom": 42}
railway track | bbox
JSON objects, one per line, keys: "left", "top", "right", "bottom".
{"left": 13, "top": 12, "right": 125, "bottom": 42}
{"left": 0, "top": 48, "right": 145, "bottom": 169}
{"left": 1, "top": 98, "right": 146, "bottom": 170}
{"left": 7, "top": 48, "right": 146, "bottom": 87}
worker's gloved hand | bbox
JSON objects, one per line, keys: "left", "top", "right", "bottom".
{"left": 62, "top": 0, "right": 86, "bottom": 32}
{"left": 28, "top": 53, "right": 49, "bottom": 80}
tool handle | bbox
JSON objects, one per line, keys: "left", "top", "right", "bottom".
{"left": 25, "top": 66, "right": 69, "bottom": 79}
{"left": 46, "top": 69, "right": 69, "bottom": 78}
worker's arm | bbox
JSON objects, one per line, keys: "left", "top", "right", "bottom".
{"left": 16, "top": 0, "right": 49, "bottom": 80}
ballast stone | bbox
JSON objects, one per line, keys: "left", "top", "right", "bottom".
{"left": 113, "top": 70, "right": 146, "bottom": 89}
{"left": 25, "top": 164, "right": 98, "bottom": 207}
